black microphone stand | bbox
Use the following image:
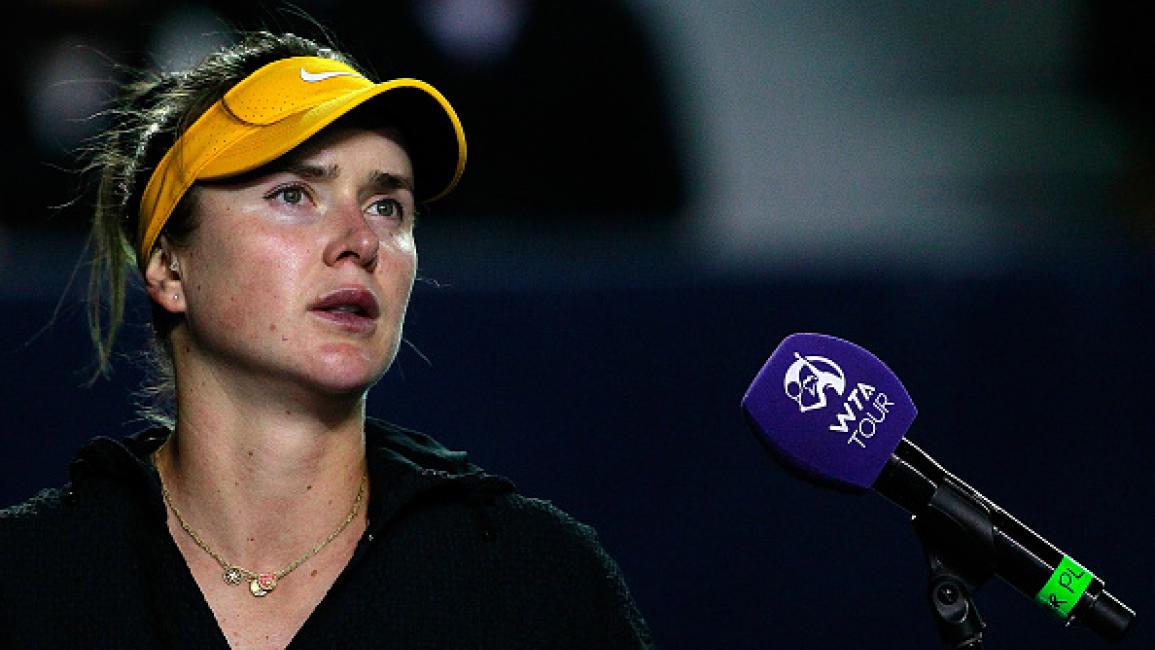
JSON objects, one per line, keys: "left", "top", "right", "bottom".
{"left": 914, "top": 514, "right": 989, "bottom": 648}
{"left": 880, "top": 440, "right": 1002, "bottom": 648}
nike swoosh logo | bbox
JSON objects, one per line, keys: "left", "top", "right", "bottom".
{"left": 299, "top": 67, "right": 363, "bottom": 83}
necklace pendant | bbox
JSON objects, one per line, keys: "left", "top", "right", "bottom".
{"left": 249, "top": 573, "right": 277, "bottom": 597}
{"left": 223, "top": 567, "right": 244, "bottom": 585}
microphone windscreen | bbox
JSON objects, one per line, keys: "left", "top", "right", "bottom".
{"left": 742, "top": 333, "right": 917, "bottom": 491}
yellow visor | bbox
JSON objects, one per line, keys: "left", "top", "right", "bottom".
{"left": 137, "top": 56, "right": 467, "bottom": 267}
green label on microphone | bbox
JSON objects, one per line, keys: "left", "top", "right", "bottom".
{"left": 1035, "top": 555, "right": 1094, "bottom": 618}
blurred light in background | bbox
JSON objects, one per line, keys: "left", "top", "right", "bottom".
{"left": 24, "top": 36, "right": 116, "bottom": 162}
{"left": 4, "top": 0, "right": 1150, "bottom": 296}
{"left": 641, "top": 1, "right": 1130, "bottom": 277}
{"left": 22, "top": 3, "right": 232, "bottom": 163}
{"left": 147, "top": 3, "right": 233, "bottom": 72}
{"left": 412, "top": 0, "right": 530, "bottom": 68}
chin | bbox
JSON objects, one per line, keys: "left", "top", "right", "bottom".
{"left": 309, "top": 347, "right": 394, "bottom": 395}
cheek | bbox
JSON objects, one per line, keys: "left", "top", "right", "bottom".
{"left": 192, "top": 269, "right": 261, "bottom": 337}
{"left": 387, "top": 228, "right": 416, "bottom": 257}
{"left": 381, "top": 232, "right": 417, "bottom": 282}
{"left": 188, "top": 232, "right": 305, "bottom": 334}
{"left": 377, "top": 236, "right": 417, "bottom": 322}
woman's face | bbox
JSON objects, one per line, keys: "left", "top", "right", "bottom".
{"left": 172, "top": 126, "right": 418, "bottom": 398}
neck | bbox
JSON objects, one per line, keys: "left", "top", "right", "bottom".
{"left": 156, "top": 367, "right": 370, "bottom": 575}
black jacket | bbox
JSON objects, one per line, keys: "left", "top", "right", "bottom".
{"left": 0, "top": 419, "right": 654, "bottom": 648}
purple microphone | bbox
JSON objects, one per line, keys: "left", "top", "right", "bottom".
{"left": 741, "top": 332, "right": 917, "bottom": 492}
{"left": 742, "top": 333, "right": 1134, "bottom": 644}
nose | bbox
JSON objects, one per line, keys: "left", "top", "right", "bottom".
{"left": 322, "top": 200, "right": 380, "bottom": 271}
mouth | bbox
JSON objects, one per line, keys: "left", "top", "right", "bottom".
{"left": 309, "top": 287, "right": 381, "bottom": 331}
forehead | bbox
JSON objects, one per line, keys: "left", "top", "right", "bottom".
{"left": 259, "top": 125, "right": 415, "bottom": 181}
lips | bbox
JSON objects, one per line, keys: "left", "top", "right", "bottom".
{"left": 309, "top": 287, "right": 381, "bottom": 331}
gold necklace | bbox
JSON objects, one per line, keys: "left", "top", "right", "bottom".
{"left": 154, "top": 449, "right": 367, "bottom": 598}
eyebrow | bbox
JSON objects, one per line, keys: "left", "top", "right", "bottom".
{"left": 275, "top": 162, "right": 415, "bottom": 195}
{"left": 367, "top": 169, "right": 416, "bottom": 195}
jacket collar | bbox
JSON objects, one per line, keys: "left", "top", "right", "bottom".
{"left": 66, "top": 418, "right": 516, "bottom": 535}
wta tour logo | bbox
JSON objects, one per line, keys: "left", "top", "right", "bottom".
{"left": 783, "top": 350, "right": 894, "bottom": 448}
{"left": 783, "top": 353, "right": 846, "bottom": 412}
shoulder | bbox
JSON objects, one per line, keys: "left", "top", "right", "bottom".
{"left": 485, "top": 493, "right": 629, "bottom": 585}
{"left": 484, "top": 494, "right": 656, "bottom": 646}
{"left": 0, "top": 485, "right": 74, "bottom": 537}
{"left": 485, "top": 494, "right": 633, "bottom": 588}
{"left": 1, "top": 430, "right": 162, "bottom": 563}
{"left": 491, "top": 493, "right": 604, "bottom": 550}
{"left": 0, "top": 481, "right": 125, "bottom": 567}
{"left": 0, "top": 486, "right": 84, "bottom": 614}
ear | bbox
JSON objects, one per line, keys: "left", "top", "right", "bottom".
{"left": 143, "top": 237, "right": 186, "bottom": 314}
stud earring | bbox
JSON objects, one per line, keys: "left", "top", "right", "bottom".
{"left": 169, "top": 259, "right": 180, "bottom": 272}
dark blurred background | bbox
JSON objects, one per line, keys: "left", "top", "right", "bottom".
{"left": 3, "top": 1, "right": 1153, "bottom": 648}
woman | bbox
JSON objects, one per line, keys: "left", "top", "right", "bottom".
{"left": 0, "top": 31, "right": 653, "bottom": 648}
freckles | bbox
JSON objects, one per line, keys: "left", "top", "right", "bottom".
{"left": 270, "top": 322, "right": 291, "bottom": 344}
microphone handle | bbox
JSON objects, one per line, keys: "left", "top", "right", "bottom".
{"left": 875, "top": 438, "right": 1134, "bottom": 642}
